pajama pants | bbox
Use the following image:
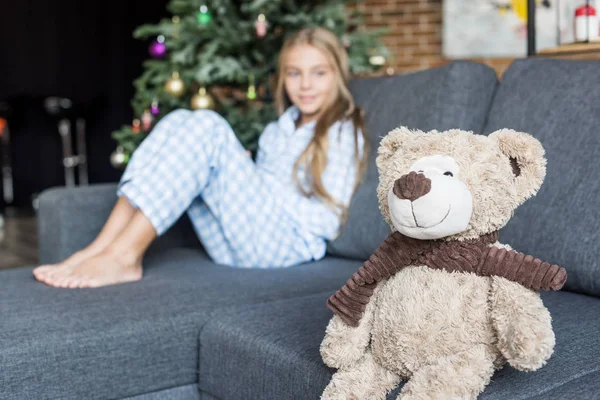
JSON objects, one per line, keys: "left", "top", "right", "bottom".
{"left": 117, "top": 109, "right": 315, "bottom": 268}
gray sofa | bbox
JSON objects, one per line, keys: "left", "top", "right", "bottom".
{"left": 1, "top": 58, "right": 599, "bottom": 400}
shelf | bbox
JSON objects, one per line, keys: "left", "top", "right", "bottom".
{"left": 536, "top": 42, "right": 600, "bottom": 59}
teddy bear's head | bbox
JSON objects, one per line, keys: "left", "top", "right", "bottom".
{"left": 376, "top": 128, "right": 546, "bottom": 241}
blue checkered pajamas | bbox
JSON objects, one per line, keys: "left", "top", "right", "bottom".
{"left": 117, "top": 106, "right": 363, "bottom": 268}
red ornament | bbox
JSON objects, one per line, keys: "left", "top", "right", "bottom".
{"left": 132, "top": 119, "right": 141, "bottom": 134}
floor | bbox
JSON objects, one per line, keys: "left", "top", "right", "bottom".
{"left": 0, "top": 207, "right": 38, "bottom": 270}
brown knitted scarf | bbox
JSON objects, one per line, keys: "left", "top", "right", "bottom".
{"left": 327, "top": 231, "right": 568, "bottom": 327}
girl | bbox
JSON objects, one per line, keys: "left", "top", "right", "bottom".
{"left": 33, "top": 27, "right": 369, "bottom": 288}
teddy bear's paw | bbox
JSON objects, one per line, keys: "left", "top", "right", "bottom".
{"left": 321, "top": 353, "right": 400, "bottom": 400}
{"left": 321, "top": 340, "right": 367, "bottom": 370}
{"left": 320, "top": 316, "right": 372, "bottom": 369}
{"left": 505, "top": 325, "right": 555, "bottom": 371}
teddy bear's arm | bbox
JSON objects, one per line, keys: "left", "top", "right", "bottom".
{"left": 489, "top": 276, "right": 555, "bottom": 371}
{"left": 320, "top": 283, "right": 382, "bottom": 369}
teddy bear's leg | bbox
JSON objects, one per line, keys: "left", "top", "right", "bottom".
{"left": 397, "top": 345, "right": 495, "bottom": 400}
{"left": 321, "top": 350, "right": 401, "bottom": 400}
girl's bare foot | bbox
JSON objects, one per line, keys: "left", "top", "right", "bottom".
{"left": 34, "top": 197, "right": 141, "bottom": 284}
{"left": 40, "top": 247, "right": 142, "bottom": 288}
{"left": 33, "top": 246, "right": 105, "bottom": 284}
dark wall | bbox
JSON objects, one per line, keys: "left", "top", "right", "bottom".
{"left": 0, "top": 0, "right": 168, "bottom": 206}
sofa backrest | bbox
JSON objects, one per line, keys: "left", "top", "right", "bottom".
{"left": 483, "top": 58, "right": 600, "bottom": 297}
{"left": 326, "top": 61, "right": 499, "bottom": 260}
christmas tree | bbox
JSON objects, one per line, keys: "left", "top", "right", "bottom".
{"left": 110, "top": 0, "right": 391, "bottom": 168}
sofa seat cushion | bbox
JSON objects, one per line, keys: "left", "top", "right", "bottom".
{"left": 199, "top": 289, "right": 600, "bottom": 400}
{"left": 0, "top": 250, "right": 363, "bottom": 400}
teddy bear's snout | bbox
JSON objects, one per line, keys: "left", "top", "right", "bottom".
{"left": 393, "top": 171, "right": 432, "bottom": 202}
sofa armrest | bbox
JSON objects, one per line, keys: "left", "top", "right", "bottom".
{"left": 37, "top": 183, "right": 119, "bottom": 264}
{"left": 37, "top": 183, "right": 200, "bottom": 264}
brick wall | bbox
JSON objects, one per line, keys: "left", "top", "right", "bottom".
{"left": 355, "top": 0, "right": 516, "bottom": 77}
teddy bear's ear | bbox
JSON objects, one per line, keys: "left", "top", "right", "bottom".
{"left": 488, "top": 129, "right": 547, "bottom": 204}
{"left": 376, "top": 126, "right": 414, "bottom": 168}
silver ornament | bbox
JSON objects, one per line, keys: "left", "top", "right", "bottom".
{"left": 110, "top": 146, "right": 128, "bottom": 169}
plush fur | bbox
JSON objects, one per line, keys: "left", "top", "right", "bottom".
{"left": 320, "top": 128, "right": 556, "bottom": 400}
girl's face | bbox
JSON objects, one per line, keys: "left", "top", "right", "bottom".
{"left": 283, "top": 44, "right": 337, "bottom": 124}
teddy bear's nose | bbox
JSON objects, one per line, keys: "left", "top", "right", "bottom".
{"left": 393, "top": 171, "right": 431, "bottom": 202}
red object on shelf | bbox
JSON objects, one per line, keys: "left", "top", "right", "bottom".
{"left": 574, "top": 3, "right": 599, "bottom": 41}
{"left": 575, "top": 4, "right": 597, "bottom": 16}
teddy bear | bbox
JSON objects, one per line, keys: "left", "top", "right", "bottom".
{"left": 319, "top": 127, "right": 567, "bottom": 400}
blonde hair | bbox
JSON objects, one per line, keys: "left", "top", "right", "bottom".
{"left": 274, "top": 27, "right": 369, "bottom": 226}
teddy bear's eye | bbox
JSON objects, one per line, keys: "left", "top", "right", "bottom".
{"left": 444, "top": 171, "right": 453, "bottom": 177}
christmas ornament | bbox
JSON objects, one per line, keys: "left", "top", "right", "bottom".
{"left": 165, "top": 72, "right": 185, "bottom": 97}
{"left": 132, "top": 119, "right": 141, "bottom": 134}
{"left": 149, "top": 35, "right": 167, "bottom": 58}
{"left": 172, "top": 16, "right": 181, "bottom": 39}
{"left": 141, "top": 110, "right": 153, "bottom": 131}
{"left": 342, "top": 34, "right": 351, "bottom": 48}
{"left": 247, "top": 74, "right": 257, "bottom": 100}
{"left": 150, "top": 98, "right": 160, "bottom": 115}
{"left": 110, "top": 146, "right": 129, "bottom": 169}
{"left": 255, "top": 14, "right": 268, "bottom": 38}
{"left": 191, "top": 87, "right": 215, "bottom": 110}
{"left": 197, "top": 5, "right": 212, "bottom": 25}
{"left": 369, "top": 55, "right": 386, "bottom": 66}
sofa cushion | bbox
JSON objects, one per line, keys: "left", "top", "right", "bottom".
{"left": 327, "top": 61, "right": 499, "bottom": 261}
{"left": 0, "top": 251, "right": 362, "bottom": 400}
{"left": 199, "top": 289, "right": 600, "bottom": 400}
{"left": 484, "top": 59, "right": 600, "bottom": 297}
